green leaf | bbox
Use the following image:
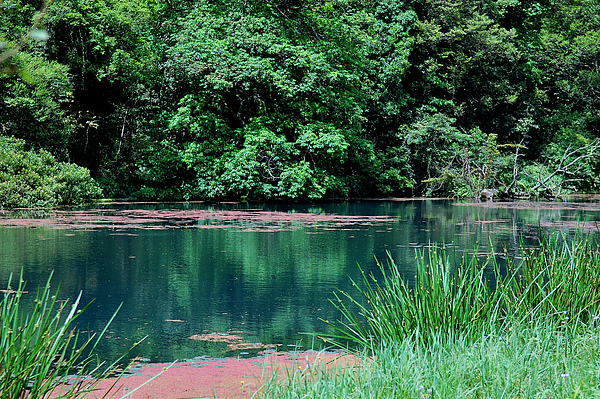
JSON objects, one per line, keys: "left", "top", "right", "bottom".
{"left": 16, "top": 68, "right": 33, "bottom": 84}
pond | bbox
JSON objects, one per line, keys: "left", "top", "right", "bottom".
{"left": 1, "top": 199, "right": 599, "bottom": 363}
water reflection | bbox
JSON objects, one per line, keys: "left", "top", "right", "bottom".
{"left": 0, "top": 200, "right": 598, "bottom": 362}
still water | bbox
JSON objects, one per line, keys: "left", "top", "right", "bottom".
{"left": 0, "top": 199, "right": 597, "bottom": 362}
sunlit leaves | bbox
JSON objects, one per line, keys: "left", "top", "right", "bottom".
{"left": 151, "top": 0, "right": 415, "bottom": 199}
{"left": 0, "top": 136, "right": 102, "bottom": 208}
{"left": 0, "top": 52, "right": 74, "bottom": 153}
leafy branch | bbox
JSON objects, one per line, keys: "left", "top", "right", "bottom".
{"left": 0, "top": 1, "right": 50, "bottom": 77}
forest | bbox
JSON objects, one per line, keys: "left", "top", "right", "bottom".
{"left": 1, "top": 0, "right": 600, "bottom": 206}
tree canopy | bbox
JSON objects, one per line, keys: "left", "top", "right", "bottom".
{"left": 1, "top": 0, "right": 599, "bottom": 204}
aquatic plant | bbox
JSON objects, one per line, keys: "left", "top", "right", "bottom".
{"left": 504, "top": 232, "right": 600, "bottom": 324}
{"left": 322, "top": 233, "right": 600, "bottom": 348}
{"left": 322, "top": 248, "right": 503, "bottom": 347}
{"left": 0, "top": 272, "right": 124, "bottom": 399}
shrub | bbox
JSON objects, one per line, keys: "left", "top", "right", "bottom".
{"left": 0, "top": 136, "right": 102, "bottom": 208}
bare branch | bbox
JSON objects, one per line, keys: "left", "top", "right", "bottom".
{"left": 530, "top": 138, "right": 600, "bottom": 196}
{"left": 503, "top": 139, "right": 526, "bottom": 195}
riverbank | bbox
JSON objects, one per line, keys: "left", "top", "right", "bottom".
{"left": 259, "top": 322, "right": 600, "bottom": 398}
{"left": 88, "top": 322, "right": 600, "bottom": 399}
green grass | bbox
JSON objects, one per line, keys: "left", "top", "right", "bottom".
{"left": 321, "top": 232, "right": 600, "bottom": 348}
{"left": 257, "top": 232, "right": 600, "bottom": 398}
{"left": 507, "top": 233, "right": 600, "bottom": 324}
{"left": 0, "top": 271, "right": 140, "bottom": 399}
{"left": 322, "top": 245, "right": 502, "bottom": 347}
{"left": 258, "top": 320, "right": 600, "bottom": 398}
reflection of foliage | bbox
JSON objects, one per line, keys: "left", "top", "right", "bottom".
{"left": 0, "top": 136, "right": 101, "bottom": 208}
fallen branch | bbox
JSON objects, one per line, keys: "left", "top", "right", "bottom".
{"left": 529, "top": 138, "right": 600, "bottom": 197}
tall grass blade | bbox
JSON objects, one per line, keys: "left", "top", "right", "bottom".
{"left": 0, "top": 271, "right": 125, "bottom": 399}
{"left": 322, "top": 233, "right": 600, "bottom": 349}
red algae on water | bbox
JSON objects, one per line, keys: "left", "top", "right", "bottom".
{"left": 187, "top": 332, "right": 280, "bottom": 352}
{"left": 0, "top": 208, "right": 395, "bottom": 230}
{"left": 59, "top": 351, "right": 361, "bottom": 399}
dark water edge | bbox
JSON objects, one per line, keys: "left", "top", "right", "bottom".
{"left": 1, "top": 199, "right": 598, "bottom": 363}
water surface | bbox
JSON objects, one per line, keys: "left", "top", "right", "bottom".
{"left": 0, "top": 199, "right": 597, "bottom": 362}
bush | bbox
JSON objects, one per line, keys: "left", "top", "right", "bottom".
{"left": 0, "top": 136, "right": 102, "bottom": 208}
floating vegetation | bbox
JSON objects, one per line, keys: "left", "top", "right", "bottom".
{"left": 456, "top": 200, "right": 600, "bottom": 212}
{"left": 0, "top": 208, "right": 395, "bottom": 231}
{"left": 188, "top": 332, "right": 279, "bottom": 351}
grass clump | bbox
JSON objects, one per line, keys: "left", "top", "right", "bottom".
{"left": 323, "top": 232, "right": 600, "bottom": 348}
{"left": 0, "top": 272, "right": 130, "bottom": 399}
{"left": 258, "top": 232, "right": 600, "bottom": 398}
{"left": 324, "top": 247, "right": 503, "bottom": 347}
{"left": 507, "top": 233, "right": 600, "bottom": 324}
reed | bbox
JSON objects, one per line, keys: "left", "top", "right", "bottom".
{"left": 322, "top": 233, "right": 600, "bottom": 348}
{"left": 0, "top": 271, "right": 125, "bottom": 399}
{"left": 322, "top": 248, "right": 502, "bottom": 348}
{"left": 504, "top": 232, "right": 600, "bottom": 324}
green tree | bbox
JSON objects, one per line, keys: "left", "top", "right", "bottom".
{"left": 44, "top": 0, "right": 166, "bottom": 180}
{"left": 134, "top": 0, "right": 416, "bottom": 200}
{"left": 405, "top": 0, "right": 541, "bottom": 145}
{"left": 0, "top": 1, "right": 74, "bottom": 157}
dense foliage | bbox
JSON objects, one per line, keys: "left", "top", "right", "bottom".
{"left": 2, "top": 0, "right": 600, "bottom": 201}
{"left": 0, "top": 136, "right": 101, "bottom": 208}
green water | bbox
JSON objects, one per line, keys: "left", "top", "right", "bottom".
{"left": 0, "top": 200, "right": 595, "bottom": 362}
